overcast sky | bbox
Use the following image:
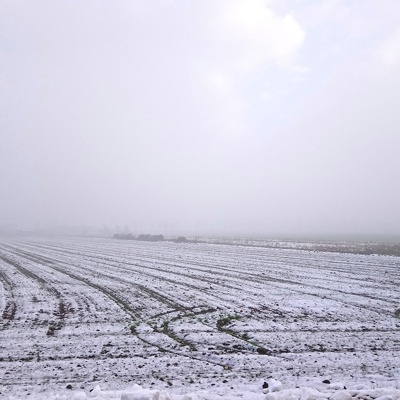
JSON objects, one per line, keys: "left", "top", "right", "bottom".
{"left": 1, "top": 0, "right": 400, "bottom": 238}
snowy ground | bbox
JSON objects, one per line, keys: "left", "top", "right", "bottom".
{"left": 0, "top": 237, "right": 399, "bottom": 399}
{"left": 5, "top": 381, "right": 400, "bottom": 400}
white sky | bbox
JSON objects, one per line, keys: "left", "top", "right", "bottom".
{"left": 1, "top": 0, "right": 400, "bottom": 238}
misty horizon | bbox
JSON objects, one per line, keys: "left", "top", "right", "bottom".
{"left": 1, "top": 222, "right": 399, "bottom": 243}
{"left": 1, "top": 1, "right": 400, "bottom": 240}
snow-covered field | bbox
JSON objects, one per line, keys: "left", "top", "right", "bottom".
{"left": 0, "top": 237, "right": 399, "bottom": 399}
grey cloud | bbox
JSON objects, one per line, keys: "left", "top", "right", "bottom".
{"left": 1, "top": 0, "right": 399, "bottom": 239}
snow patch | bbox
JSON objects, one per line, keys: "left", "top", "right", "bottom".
{"left": 4, "top": 383, "right": 400, "bottom": 400}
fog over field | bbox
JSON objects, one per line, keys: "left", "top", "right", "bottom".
{"left": 1, "top": 1, "right": 400, "bottom": 238}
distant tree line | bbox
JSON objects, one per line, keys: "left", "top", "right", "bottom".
{"left": 113, "top": 233, "right": 191, "bottom": 244}
{"left": 113, "top": 233, "right": 164, "bottom": 242}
